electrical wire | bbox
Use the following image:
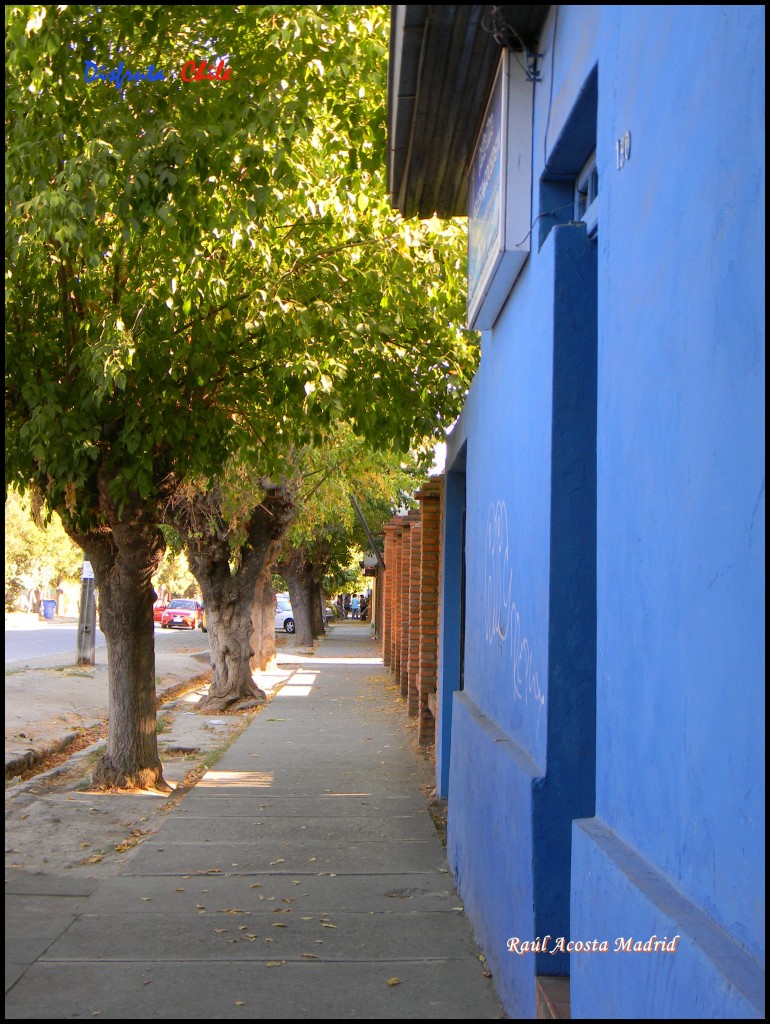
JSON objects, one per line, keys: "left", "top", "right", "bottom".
{"left": 513, "top": 201, "right": 577, "bottom": 250}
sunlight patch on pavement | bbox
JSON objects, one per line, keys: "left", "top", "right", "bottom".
{"left": 277, "top": 657, "right": 382, "bottom": 667}
{"left": 322, "top": 792, "right": 372, "bottom": 797}
{"left": 274, "top": 671, "right": 317, "bottom": 698}
{"left": 198, "top": 770, "right": 274, "bottom": 788}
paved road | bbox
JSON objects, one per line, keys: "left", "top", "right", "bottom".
{"left": 4, "top": 624, "right": 107, "bottom": 666}
{"left": 4, "top": 620, "right": 208, "bottom": 666}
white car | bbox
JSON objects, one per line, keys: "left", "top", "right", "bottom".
{"left": 275, "top": 599, "right": 295, "bottom": 634}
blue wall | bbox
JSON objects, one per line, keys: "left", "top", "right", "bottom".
{"left": 572, "top": 5, "right": 765, "bottom": 1016}
{"left": 445, "top": 222, "right": 599, "bottom": 1014}
{"left": 439, "top": 4, "right": 764, "bottom": 1018}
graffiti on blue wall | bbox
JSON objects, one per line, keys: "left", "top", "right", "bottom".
{"left": 484, "top": 501, "right": 545, "bottom": 728}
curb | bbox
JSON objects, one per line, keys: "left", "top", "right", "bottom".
{"left": 5, "top": 730, "right": 86, "bottom": 778}
{"left": 6, "top": 737, "right": 108, "bottom": 800}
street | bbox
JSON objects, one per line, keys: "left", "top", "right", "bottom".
{"left": 4, "top": 618, "right": 211, "bottom": 666}
{"left": 4, "top": 621, "right": 107, "bottom": 666}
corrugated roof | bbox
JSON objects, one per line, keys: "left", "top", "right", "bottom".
{"left": 388, "top": 5, "right": 550, "bottom": 218}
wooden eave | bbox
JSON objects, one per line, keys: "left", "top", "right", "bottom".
{"left": 388, "top": 4, "right": 550, "bottom": 218}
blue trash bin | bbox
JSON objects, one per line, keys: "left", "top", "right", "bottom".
{"left": 42, "top": 599, "right": 56, "bottom": 620}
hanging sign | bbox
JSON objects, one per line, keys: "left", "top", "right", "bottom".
{"left": 467, "top": 50, "right": 533, "bottom": 331}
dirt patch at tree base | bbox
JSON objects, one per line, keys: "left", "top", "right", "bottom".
{"left": 5, "top": 696, "right": 260, "bottom": 881}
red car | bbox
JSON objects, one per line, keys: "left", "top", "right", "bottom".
{"left": 152, "top": 600, "right": 168, "bottom": 623}
{"left": 160, "top": 599, "right": 202, "bottom": 629}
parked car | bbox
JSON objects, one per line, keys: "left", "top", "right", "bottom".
{"left": 152, "top": 599, "right": 168, "bottom": 623}
{"left": 275, "top": 599, "right": 295, "bottom": 634}
{"left": 160, "top": 599, "right": 202, "bottom": 629}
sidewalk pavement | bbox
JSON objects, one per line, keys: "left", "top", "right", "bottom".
{"left": 6, "top": 622, "right": 505, "bottom": 1019}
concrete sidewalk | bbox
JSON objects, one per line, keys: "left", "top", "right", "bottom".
{"left": 6, "top": 623, "right": 505, "bottom": 1019}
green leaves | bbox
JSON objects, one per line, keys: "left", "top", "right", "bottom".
{"left": 6, "top": 5, "right": 477, "bottom": 532}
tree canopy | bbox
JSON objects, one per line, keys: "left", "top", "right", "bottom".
{"left": 5, "top": 4, "right": 478, "bottom": 786}
{"left": 6, "top": 5, "right": 477, "bottom": 526}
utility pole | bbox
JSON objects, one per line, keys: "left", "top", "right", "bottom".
{"left": 76, "top": 560, "right": 97, "bottom": 666}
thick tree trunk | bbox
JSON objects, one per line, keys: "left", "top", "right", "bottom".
{"left": 277, "top": 552, "right": 315, "bottom": 646}
{"left": 71, "top": 509, "right": 168, "bottom": 792}
{"left": 250, "top": 570, "right": 277, "bottom": 672}
{"left": 310, "top": 579, "right": 325, "bottom": 638}
{"left": 172, "top": 485, "right": 294, "bottom": 712}
{"left": 197, "top": 561, "right": 266, "bottom": 712}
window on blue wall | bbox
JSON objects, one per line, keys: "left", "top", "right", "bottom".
{"left": 538, "top": 65, "right": 598, "bottom": 249}
{"left": 574, "top": 150, "right": 598, "bottom": 236}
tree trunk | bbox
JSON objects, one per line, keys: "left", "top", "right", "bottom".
{"left": 277, "top": 551, "right": 315, "bottom": 646}
{"left": 197, "top": 560, "right": 266, "bottom": 712}
{"left": 310, "top": 579, "right": 325, "bottom": 638}
{"left": 250, "top": 570, "right": 277, "bottom": 672}
{"left": 71, "top": 509, "right": 168, "bottom": 792}
{"left": 172, "top": 485, "right": 294, "bottom": 712}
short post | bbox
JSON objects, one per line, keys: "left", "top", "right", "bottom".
{"left": 76, "top": 560, "right": 97, "bottom": 666}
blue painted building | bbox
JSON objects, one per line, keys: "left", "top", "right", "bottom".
{"left": 388, "top": 5, "right": 764, "bottom": 1018}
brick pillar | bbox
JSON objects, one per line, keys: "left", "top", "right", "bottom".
{"left": 416, "top": 477, "right": 443, "bottom": 745}
{"left": 390, "top": 522, "right": 404, "bottom": 679}
{"left": 382, "top": 520, "right": 400, "bottom": 667}
{"left": 398, "top": 518, "right": 413, "bottom": 697}
{"left": 408, "top": 520, "right": 422, "bottom": 716}
{"left": 373, "top": 564, "right": 383, "bottom": 640}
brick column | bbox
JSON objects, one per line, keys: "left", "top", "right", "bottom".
{"left": 382, "top": 520, "right": 400, "bottom": 667}
{"left": 416, "top": 477, "right": 443, "bottom": 745}
{"left": 398, "top": 518, "right": 413, "bottom": 697}
{"left": 408, "top": 520, "right": 422, "bottom": 716}
{"left": 373, "top": 564, "right": 383, "bottom": 640}
{"left": 390, "top": 521, "right": 404, "bottom": 679}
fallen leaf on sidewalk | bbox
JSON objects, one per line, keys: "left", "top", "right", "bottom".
{"left": 386, "top": 977, "right": 401, "bottom": 986}
{"left": 301, "top": 953, "right": 319, "bottom": 959}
